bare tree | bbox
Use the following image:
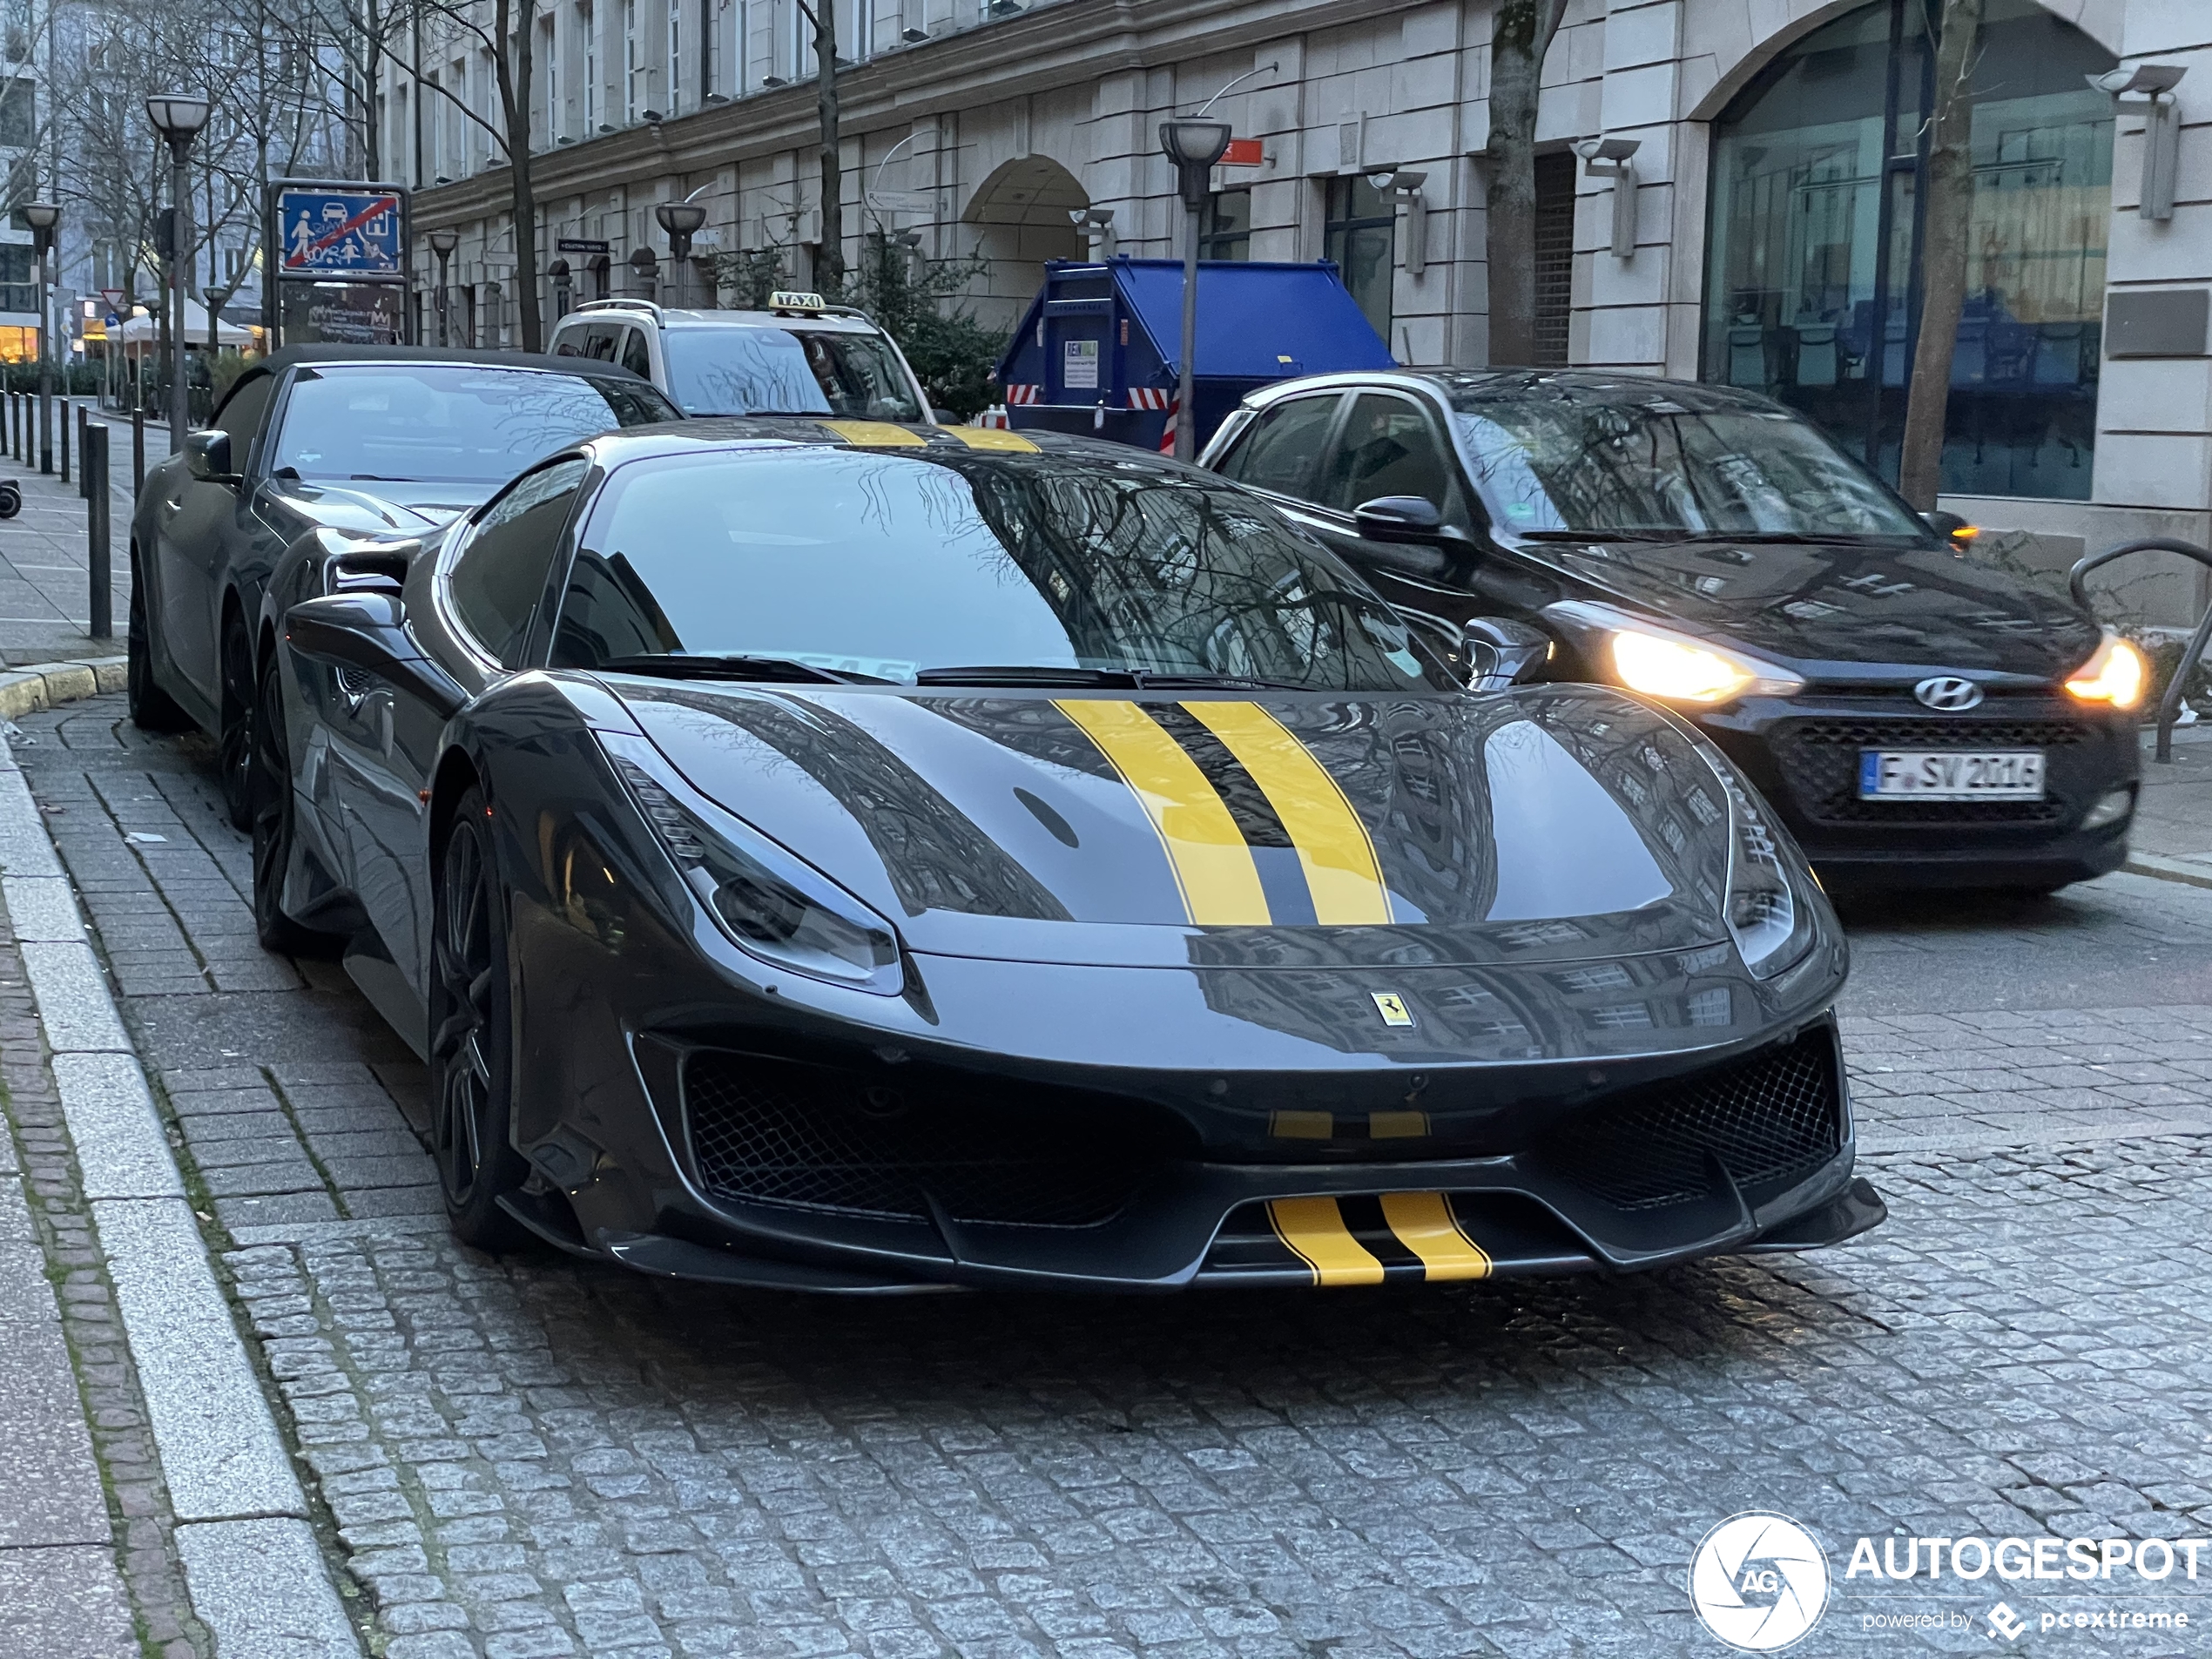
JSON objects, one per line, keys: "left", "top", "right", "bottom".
{"left": 404, "top": 0, "right": 545, "bottom": 347}
{"left": 1897, "top": 0, "right": 1984, "bottom": 509}
{"left": 1484, "top": 0, "right": 1568, "bottom": 367}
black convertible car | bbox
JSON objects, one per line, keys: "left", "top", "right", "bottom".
{"left": 257, "top": 419, "right": 1882, "bottom": 1291}
{"left": 1200, "top": 372, "right": 2146, "bottom": 892}
{"left": 130, "top": 346, "right": 677, "bottom": 826}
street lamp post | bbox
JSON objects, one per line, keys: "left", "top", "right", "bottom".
{"left": 22, "top": 201, "right": 58, "bottom": 475}
{"left": 428, "top": 229, "right": 459, "bottom": 346}
{"left": 655, "top": 200, "right": 707, "bottom": 309}
{"left": 1157, "top": 118, "right": 1231, "bottom": 462}
{"left": 145, "top": 94, "right": 211, "bottom": 441}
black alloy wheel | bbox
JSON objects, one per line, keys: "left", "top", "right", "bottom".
{"left": 249, "top": 652, "right": 339, "bottom": 956}
{"left": 126, "top": 556, "right": 191, "bottom": 732}
{"left": 429, "top": 786, "right": 529, "bottom": 1250}
{"left": 217, "top": 614, "right": 255, "bottom": 830}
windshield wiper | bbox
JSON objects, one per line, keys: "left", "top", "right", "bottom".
{"left": 1130, "top": 671, "right": 1318, "bottom": 691}
{"left": 1516, "top": 529, "right": 1690, "bottom": 543}
{"left": 593, "top": 653, "right": 887, "bottom": 685}
{"left": 914, "top": 664, "right": 1142, "bottom": 688}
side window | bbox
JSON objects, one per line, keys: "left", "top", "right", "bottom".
{"left": 447, "top": 460, "right": 589, "bottom": 669}
{"left": 212, "top": 372, "right": 275, "bottom": 463}
{"left": 551, "top": 327, "right": 586, "bottom": 358}
{"left": 1214, "top": 395, "right": 1339, "bottom": 501}
{"left": 582, "top": 324, "right": 621, "bottom": 361}
{"left": 1320, "top": 395, "right": 1456, "bottom": 516}
{"left": 551, "top": 547, "right": 682, "bottom": 667}
{"left": 619, "top": 327, "right": 654, "bottom": 380}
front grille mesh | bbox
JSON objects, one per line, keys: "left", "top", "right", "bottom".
{"left": 1533, "top": 1028, "right": 1842, "bottom": 1210}
{"left": 1771, "top": 717, "right": 2088, "bottom": 825}
{"left": 684, "top": 1053, "right": 1155, "bottom": 1228}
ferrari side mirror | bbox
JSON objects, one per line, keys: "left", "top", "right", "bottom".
{"left": 285, "top": 592, "right": 467, "bottom": 720}
{"left": 183, "top": 429, "right": 240, "bottom": 485}
{"left": 1464, "top": 617, "right": 1553, "bottom": 692}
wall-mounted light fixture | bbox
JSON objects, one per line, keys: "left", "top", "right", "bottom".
{"left": 1366, "top": 169, "right": 1428, "bottom": 275}
{"left": 1069, "top": 206, "right": 1116, "bottom": 260}
{"left": 1573, "top": 135, "right": 1642, "bottom": 259}
{"left": 2088, "top": 64, "right": 2187, "bottom": 222}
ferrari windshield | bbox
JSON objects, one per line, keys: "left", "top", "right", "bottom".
{"left": 552, "top": 446, "right": 1450, "bottom": 692}
{"left": 268, "top": 365, "right": 675, "bottom": 485}
{"left": 1447, "top": 387, "right": 1925, "bottom": 541}
{"left": 660, "top": 328, "right": 924, "bottom": 421}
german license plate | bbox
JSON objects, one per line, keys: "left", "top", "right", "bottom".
{"left": 1858, "top": 750, "right": 2045, "bottom": 800}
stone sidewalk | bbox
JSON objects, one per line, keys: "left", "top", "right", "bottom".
{"left": 0, "top": 401, "right": 169, "bottom": 669}
{"left": 2128, "top": 721, "right": 2212, "bottom": 887}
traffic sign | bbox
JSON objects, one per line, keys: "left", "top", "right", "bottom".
{"left": 275, "top": 185, "right": 406, "bottom": 281}
{"left": 104, "top": 312, "right": 120, "bottom": 329}
{"left": 98, "top": 287, "right": 125, "bottom": 310}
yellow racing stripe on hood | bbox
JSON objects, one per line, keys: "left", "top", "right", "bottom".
{"left": 820, "top": 419, "right": 927, "bottom": 447}
{"left": 1181, "top": 701, "right": 1393, "bottom": 925}
{"left": 1054, "top": 699, "right": 1270, "bottom": 925}
{"left": 1380, "top": 1192, "right": 1492, "bottom": 1281}
{"left": 1268, "top": 1197, "right": 1386, "bottom": 1286}
{"left": 940, "top": 426, "right": 1039, "bottom": 452}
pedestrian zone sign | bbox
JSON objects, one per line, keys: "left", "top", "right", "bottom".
{"left": 276, "top": 186, "right": 405, "bottom": 281}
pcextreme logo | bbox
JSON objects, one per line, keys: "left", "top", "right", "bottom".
{"left": 1689, "top": 1513, "right": 1831, "bottom": 1652}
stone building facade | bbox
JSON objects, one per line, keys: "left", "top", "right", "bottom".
{"left": 389, "top": 0, "right": 2212, "bottom": 607}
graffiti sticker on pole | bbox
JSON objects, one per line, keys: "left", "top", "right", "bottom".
{"left": 273, "top": 185, "right": 407, "bottom": 281}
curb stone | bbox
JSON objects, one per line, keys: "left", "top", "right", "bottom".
{"left": 2124, "top": 849, "right": 2212, "bottom": 891}
{"left": 0, "top": 664, "right": 362, "bottom": 1656}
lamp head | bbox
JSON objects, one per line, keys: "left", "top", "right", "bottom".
{"left": 21, "top": 200, "right": 58, "bottom": 232}
{"left": 656, "top": 200, "right": 708, "bottom": 235}
{"left": 145, "top": 93, "right": 211, "bottom": 143}
{"left": 1159, "top": 118, "right": 1233, "bottom": 170}
{"left": 1574, "top": 135, "right": 1642, "bottom": 163}
{"left": 2089, "top": 64, "right": 2185, "bottom": 97}
{"left": 427, "top": 228, "right": 460, "bottom": 256}
{"left": 900, "top": 25, "right": 927, "bottom": 41}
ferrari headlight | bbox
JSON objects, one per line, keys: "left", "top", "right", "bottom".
{"left": 2064, "top": 630, "right": 2147, "bottom": 711}
{"left": 1608, "top": 627, "right": 1805, "bottom": 705}
{"left": 1703, "top": 753, "right": 1821, "bottom": 981}
{"left": 600, "top": 736, "right": 903, "bottom": 995}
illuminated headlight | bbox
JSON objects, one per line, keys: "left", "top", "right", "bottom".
{"left": 1609, "top": 627, "right": 1805, "bottom": 705}
{"left": 599, "top": 734, "right": 904, "bottom": 995}
{"left": 2064, "top": 630, "right": 2148, "bottom": 711}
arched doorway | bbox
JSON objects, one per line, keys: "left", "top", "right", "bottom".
{"left": 961, "top": 155, "right": 1086, "bottom": 329}
{"left": 1701, "top": 0, "right": 2114, "bottom": 498}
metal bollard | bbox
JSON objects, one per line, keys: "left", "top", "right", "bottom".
{"left": 60, "top": 397, "right": 70, "bottom": 485}
{"left": 86, "top": 423, "right": 111, "bottom": 638}
{"left": 75, "top": 404, "right": 86, "bottom": 496}
{"left": 132, "top": 407, "right": 145, "bottom": 496}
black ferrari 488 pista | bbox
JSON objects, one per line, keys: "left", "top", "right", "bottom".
{"left": 255, "top": 419, "right": 1882, "bottom": 1291}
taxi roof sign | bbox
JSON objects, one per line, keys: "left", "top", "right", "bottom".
{"left": 767, "top": 290, "right": 826, "bottom": 313}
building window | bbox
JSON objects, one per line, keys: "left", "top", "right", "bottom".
{"left": 0, "top": 244, "right": 31, "bottom": 314}
{"left": 581, "top": 3, "right": 596, "bottom": 129}
{"left": 1702, "top": 0, "right": 2114, "bottom": 499}
{"left": 0, "top": 80, "right": 32, "bottom": 150}
{"left": 543, "top": 15, "right": 559, "bottom": 138}
{"left": 1324, "top": 176, "right": 1394, "bottom": 340}
{"left": 1199, "top": 189, "right": 1251, "bottom": 261}
{"left": 666, "top": 0, "right": 679, "bottom": 113}
{"left": 623, "top": 0, "right": 637, "bottom": 122}
{"left": 1531, "top": 152, "right": 1575, "bottom": 368}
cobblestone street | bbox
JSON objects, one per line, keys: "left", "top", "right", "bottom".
{"left": 11, "top": 696, "right": 2212, "bottom": 1656}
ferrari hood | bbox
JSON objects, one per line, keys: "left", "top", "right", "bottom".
{"left": 266, "top": 477, "right": 491, "bottom": 534}
{"left": 1534, "top": 536, "right": 2102, "bottom": 681}
{"left": 614, "top": 681, "right": 1742, "bottom": 969}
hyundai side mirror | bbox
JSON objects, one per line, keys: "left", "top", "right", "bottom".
{"left": 285, "top": 592, "right": 467, "bottom": 721}
{"left": 1463, "top": 617, "right": 1553, "bottom": 692}
{"left": 183, "top": 429, "right": 239, "bottom": 485}
{"left": 1353, "top": 495, "right": 1450, "bottom": 543}
{"left": 1921, "top": 509, "right": 1979, "bottom": 554}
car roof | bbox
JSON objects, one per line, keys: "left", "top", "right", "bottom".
{"left": 572, "top": 417, "right": 1193, "bottom": 470}
{"left": 1244, "top": 366, "right": 1786, "bottom": 418}
{"left": 554, "top": 304, "right": 887, "bottom": 337}
{"left": 249, "top": 344, "right": 652, "bottom": 381}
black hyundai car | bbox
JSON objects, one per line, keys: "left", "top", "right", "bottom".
{"left": 1199, "top": 371, "right": 2144, "bottom": 892}
{"left": 129, "top": 346, "right": 677, "bottom": 827}
{"left": 254, "top": 419, "right": 1879, "bottom": 1292}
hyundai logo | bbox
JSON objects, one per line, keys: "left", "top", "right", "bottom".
{"left": 1914, "top": 676, "right": 1984, "bottom": 711}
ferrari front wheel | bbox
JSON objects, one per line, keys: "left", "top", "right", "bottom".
{"left": 249, "top": 653, "right": 340, "bottom": 957}
{"left": 429, "top": 786, "right": 529, "bottom": 1250}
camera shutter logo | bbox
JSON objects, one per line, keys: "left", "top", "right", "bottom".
{"left": 1689, "top": 1513, "right": 1830, "bottom": 1651}
{"left": 1913, "top": 675, "right": 1983, "bottom": 711}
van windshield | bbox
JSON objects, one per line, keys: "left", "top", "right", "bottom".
{"left": 661, "top": 327, "right": 925, "bottom": 421}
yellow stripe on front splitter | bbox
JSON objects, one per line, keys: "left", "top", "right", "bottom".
{"left": 1380, "top": 1192, "right": 1492, "bottom": 1281}
{"left": 1053, "top": 699, "right": 1270, "bottom": 925}
{"left": 1180, "top": 701, "right": 1393, "bottom": 925}
{"left": 1267, "top": 1197, "right": 1386, "bottom": 1286}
